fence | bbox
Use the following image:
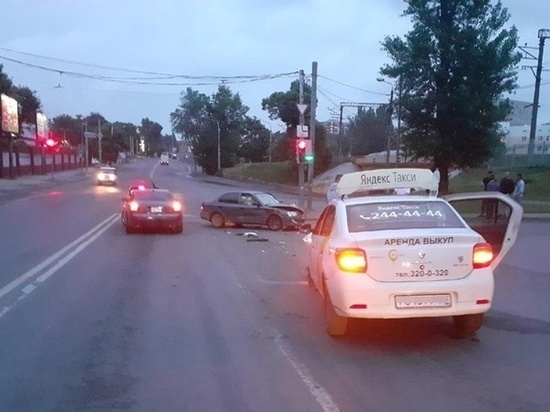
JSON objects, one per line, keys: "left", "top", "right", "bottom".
{"left": 488, "top": 143, "right": 550, "bottom": 169}
{"left": 0, "top": 146, "right": 81, "bottom": 179}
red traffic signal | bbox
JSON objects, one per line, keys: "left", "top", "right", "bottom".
{"left": 42, "top": 136, "right": 61, "bottom": 152}
{"left": 297, "top": 140, "right": 307, "bottom": 150}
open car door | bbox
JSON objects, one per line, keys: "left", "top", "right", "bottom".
{"left": 443, "top": 192, "right": 523, "bottom": 268}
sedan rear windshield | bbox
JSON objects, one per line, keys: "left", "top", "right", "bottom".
{"left": 346, "top": 201, "right": 465, "bottom": 232}
{"left": 134, "top": 191, "right": 174, "bottom": 201}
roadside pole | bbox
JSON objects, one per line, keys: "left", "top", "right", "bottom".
{"left": 298, "top": 69, "right": 305, "bottom": 209}
{"left": 307, "top": 61, "right": 317, "bottom": 211}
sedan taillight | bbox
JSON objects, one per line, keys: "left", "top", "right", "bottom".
{"left": 173, "top": 201, "right": 182, "bottom": 212}
{"left": 129, "top": 201, "right": 139, "bottom": 212}
{"left": 473, "top": 243, "right": 493, "bottom": 269}
{"left": 336, "top": 248, "right": 367, "bottom": 273}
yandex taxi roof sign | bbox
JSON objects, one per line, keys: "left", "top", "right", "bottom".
{"left": 337, "top": 168, "right": 438, "bottom": 196}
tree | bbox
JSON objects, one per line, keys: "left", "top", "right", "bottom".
{"left": 380, "top": 0, "right": 521, "bottom": 194}
{"left": 170, "top": 85, "right": 250, "bottom": 174}
{"left": 261, "top": 80, "right": 312, "bottom": 129}
{"left": 139, "top": 117, "right": 163, "bottom": 156}
{"left": 51, "top": 114, "right": 82, "bottom": 146}
{"left": 262, "top": 80, "right": 332, "bottom": 177}
{"left": 239, "top": 117, "right": 270, "bottom": 162}
{"left": 11, "top": 86, "right": 41, "bottom": 126}
{"left": 347, "top": 106, "right": 389, "bottom": 156}
{"left": 0, "top": 64, "right": 13, "bottom": 95}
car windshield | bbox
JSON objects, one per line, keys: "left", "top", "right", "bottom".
{"left": 254, "top": 193, "right": 281, "bottom": 206}
{"left": 346, "top": 201, "right": 465, "bottom": 232}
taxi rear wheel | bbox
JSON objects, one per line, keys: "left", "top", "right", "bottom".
{"left": 324, "top": 289, "right": 348, "bottom": 337}
{"left": 267, "top": 214, "right": 283, "bottom": 231}
{"left": 210, "top": 212, "right": 225, "bottom": 228}
{"left": 453, "top": 314, "right": 484, "bottom": 337}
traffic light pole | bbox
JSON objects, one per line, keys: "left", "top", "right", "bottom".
{"left": 298, "top": 69, "right": 305, "bottom": 209}
{"left": 307, "top": 61, "right": 317, "bottom": 211}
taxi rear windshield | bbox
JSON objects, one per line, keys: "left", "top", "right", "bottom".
{"left": 346, "top": 201, "right": 465, "bottom": 232}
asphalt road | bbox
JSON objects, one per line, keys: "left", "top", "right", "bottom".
{"left": 0, "top": 158, "right": 549, "bottom": 412}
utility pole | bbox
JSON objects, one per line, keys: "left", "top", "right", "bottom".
{"left": 84, "top": 121, "right": 89, "bottom": 172}
{"left": 307, "top": 61, "right": 317, "bottom": 211}
{"left": 98, "top": 117, "right": 102, "bottom": 165}
{"left": 395, "top": 76, "right": 403, "bottom": 166}
{"left": 338, "top": 105, "right": 344, "bottom": 163}
{"left": 298, "top": 69, "right": 305, "bottom": 209}
{"left": 528, "top": 29, "right": 549, "bottom": 161}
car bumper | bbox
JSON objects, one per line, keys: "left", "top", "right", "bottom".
{"left": 281, "top": 215, "right": 305, "bottom": 228}
{"left": 326, "top": 268, "right": 494, "bottom": 319}
{"left": 97, "top": 178, "right": 117, "bottom": 185}
{"left": 127, "top": 213, "right": 182, "bottom": 228}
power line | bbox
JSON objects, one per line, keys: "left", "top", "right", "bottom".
{"left": 0, "top": 50, "right": 299, "bottom": 87}
{"left": 318, "top": 74, "right": 388, "bottom": 96}
{"left": 0, "top": 46, "right": 300, "bottom": 81}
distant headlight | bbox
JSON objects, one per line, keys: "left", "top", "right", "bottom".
{"left": 287, "top": 211, "right": 298, "bottom": 217}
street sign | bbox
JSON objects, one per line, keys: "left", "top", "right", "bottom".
{"left": 84, "top": 132, "right": 99, "bottom": 139}
{"left": 296, "top": 103, "right": 308, "bottom": 114}
{"left": 297, "top": 125, "right": 309, "bottom": 138}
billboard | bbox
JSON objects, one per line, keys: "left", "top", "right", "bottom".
{"left": 36, "top": 112, "right": 48, "bottom": 138}
{"left": 1, "top": 93, "right": 19, "bottom": 134}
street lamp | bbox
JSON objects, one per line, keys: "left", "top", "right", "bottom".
{"left": 377, "top": 77, "right": 394, "bottom": 165}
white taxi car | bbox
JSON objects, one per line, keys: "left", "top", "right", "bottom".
{"left": 304, "top": 168, "right": 522, "bottom": 337}
{"left": 96, "top": 166, "right": 117, "bottom": 186}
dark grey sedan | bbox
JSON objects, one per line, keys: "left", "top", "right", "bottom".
{"left": 200, "top": 191, "right": 304, "bottom": 231}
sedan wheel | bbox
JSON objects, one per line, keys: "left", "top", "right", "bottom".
{"left": 324, "top": 288, "right": 348, "bottom": 337}
{"left": 266, "top": 214, "right": 283, "bottom": 231}
{"left": 453, "top": 313, "right": 484, "bottom": 337}
{"left": 210, "top": 212, "right": 225, "bottom": 228}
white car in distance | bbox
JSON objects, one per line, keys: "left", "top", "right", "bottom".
{"left": 304, "top": 168, "right": 522, "bottom": 337}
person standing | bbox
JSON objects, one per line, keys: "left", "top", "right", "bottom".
{"left": 500, "top": 171, "right": 515, "bottom": 196}
{"left": 327, "top": 174, "right": 343, "bottom": 202}
{"left": 480, "top": 171, "right": 495, "bottom": 217}
{"left": 512, "top": 173, "right": 525, "bottom": 204}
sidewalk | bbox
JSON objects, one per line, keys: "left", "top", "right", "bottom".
{"left": 0, "top": 168, "right": 91, "bottom": 200}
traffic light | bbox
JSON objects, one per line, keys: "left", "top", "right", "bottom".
{"left": 43, "top": 136, "right": 61, "bottom": 152}
{"left": 295, "top": 139, "right": 313, "bottom": 163}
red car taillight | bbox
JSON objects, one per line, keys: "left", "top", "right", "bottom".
{"left": 336, "top": 248, "right": 367, "bottom": 273}
{"left": 129, "top": 201, "right": 139, "bottom": 212}
{"left": 172, "top": 201, "right": 182, "bottom": 212}
{"left": 473, "top": 243, "right": 493, "bottom": 269}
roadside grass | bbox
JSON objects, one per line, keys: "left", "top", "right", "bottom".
{"left": 222, "top": 161, "right": 294, "bottom": 185}
{"left": 223, "top": 162, "right": 550, "bottom": 212}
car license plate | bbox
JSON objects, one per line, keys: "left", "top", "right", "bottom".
{"left": 151, "top": 206, "right": 162, "bottom": 213}
{"left": 395, "top": 294, "right": 452, "bottom": 309}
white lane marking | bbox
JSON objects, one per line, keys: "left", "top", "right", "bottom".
{"left": 149, "top": 163, "right": 158, "bottom": 179}
{"left": 0, "top": 214, "right": 117, "bottom": 300}
{"left": 0, "top": 306, "right": 11, "bottom": 318}
{"left": 22, "top": 284, "right": 36, "bottom": 295}
{"left": 275, "top": 334, "right": 341, "bottom": 412}
{"left": 36, "top": 214, "right": 118, "bottom": 283}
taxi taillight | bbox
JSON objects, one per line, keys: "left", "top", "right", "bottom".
{"left": 336, "top": 248, "right": 367, "bottom": 273}
{"left": 473, "top": 243, "right": 493, "bottom": 268}
{"left": 129, "top": 201, "right": 139, "bottom": 212}
{"left": 173, "top": 201, "right": 182, "bottom": 212}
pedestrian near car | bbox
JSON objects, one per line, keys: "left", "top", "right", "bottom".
{"left": 512, "top": 173, "right": 525, "bottom": 204}
{"left": 327, "top": 174, "right": 343, "bottom": 202}
{"left": 485, "top": 174, "right": 500, "bottom": 220}
{"left": 480, "top": 171, "right": 495, "bottom": 217}
{"left": 500, "top": 171, "right": 515, "bottom": 196}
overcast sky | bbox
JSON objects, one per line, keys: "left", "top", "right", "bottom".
{"left": 0, "top": 0, "right": 548, "bottom": 135}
